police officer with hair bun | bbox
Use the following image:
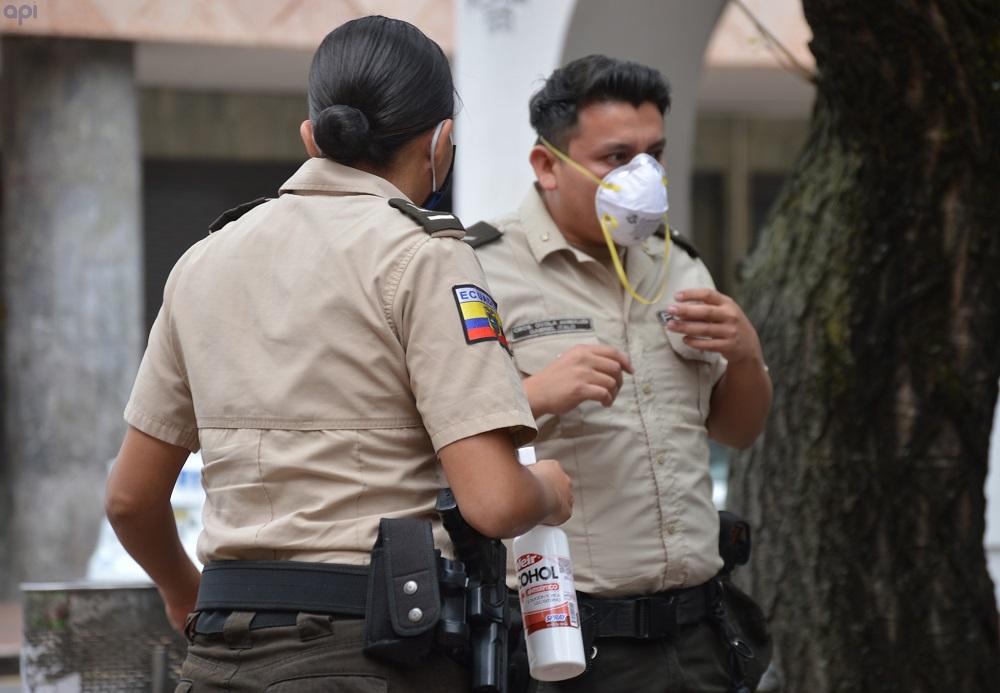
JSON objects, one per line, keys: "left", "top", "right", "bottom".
{"left": 105, "top": 15, "right": 572, "bottom": 692}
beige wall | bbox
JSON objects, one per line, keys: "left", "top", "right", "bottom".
{"left": 141, "top": 88, "right": 305, "bottom": 161}
{"left": 0, "top": 0, "right": 452, "bottom": 52}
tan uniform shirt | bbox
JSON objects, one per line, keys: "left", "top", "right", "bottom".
{"left": 479, "top": 187, "right": 727, "bottom": 597}
{"left": 125, "top": 158, "right": 535, "bottom": 566}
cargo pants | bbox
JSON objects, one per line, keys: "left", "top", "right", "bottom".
{"left": 174, "top": 611, "right": 467, "bottom": 693}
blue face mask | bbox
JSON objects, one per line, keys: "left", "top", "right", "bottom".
{"left": 423, "top": 120, "right": 455, "bottom": 210}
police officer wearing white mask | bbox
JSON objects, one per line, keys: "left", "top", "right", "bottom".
{"left": 468, "top": 55, "right": 773, "bottom": 692}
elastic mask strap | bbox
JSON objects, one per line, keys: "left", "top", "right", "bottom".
{"left": 539, "top": 137, "right": 622, "bottom": 192}
{"left": 540, "top": 136, "right": 671, "bottom": 304}
{"left": 430, "top": 120, "right": 447, "bottom": 192}
{"left": 599, "top": 211, "right": 672, "bottom": 305}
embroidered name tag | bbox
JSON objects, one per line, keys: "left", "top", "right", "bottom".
{"left": 510, "top": 318, "right": 594, "bottom": 342}
{"left": 452, "top": 284, "right": 510, "bottom": 352}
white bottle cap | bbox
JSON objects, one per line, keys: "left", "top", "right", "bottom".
{"left": 517, "top": 446, "right": 537, "bottom": 466}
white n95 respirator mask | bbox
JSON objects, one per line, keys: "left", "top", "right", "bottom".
{"left": 594, "top": 153, "right": 669, "bottom": 247}
{"left": 540, "top": 138, "right": 673, "bottom": 304}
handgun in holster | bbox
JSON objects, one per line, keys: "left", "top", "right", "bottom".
{"left": 436, "top": 488, "right": 511, "bottom": 693}
{"left": 717, "top": 510, "right": 752, "bottom": 577}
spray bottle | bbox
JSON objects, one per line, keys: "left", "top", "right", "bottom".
{"left": 513, "top": 446, "right": 586, "bottom": 681}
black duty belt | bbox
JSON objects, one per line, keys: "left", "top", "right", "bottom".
{"left": 195, "top": 560, "right": 369, "bottom": 616}
{"left": 578, "top": 580, "right": 720, "bottom": 640}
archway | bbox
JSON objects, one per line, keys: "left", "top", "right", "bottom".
{"left": 453, "top": 0, "right": 727, "bottom": 235}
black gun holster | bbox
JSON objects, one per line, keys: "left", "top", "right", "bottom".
{"left": 363, "top": 518, "right": 443, "bottom": 666}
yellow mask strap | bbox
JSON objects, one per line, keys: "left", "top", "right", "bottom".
{"left": 539, "top": 137, "right": 622, "bottom": 192}
{"left": 599, "top": 212, "right": 672, "bottom": 305}
{"left": 539, "top": 137, "right": 671, "bottom": 305}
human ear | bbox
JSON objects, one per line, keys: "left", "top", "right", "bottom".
{"left": 299, "top": 120, "right": 322, "bottom": 158}
{"left": 529, "top": 144, "right": 558, "bottom": 191}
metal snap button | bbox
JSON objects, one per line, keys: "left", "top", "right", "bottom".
{"left": 408, "top": 607, "right": 423, "bottom": 623}
{"left": 403, "top": 580, "right": 418, "bottom": 595}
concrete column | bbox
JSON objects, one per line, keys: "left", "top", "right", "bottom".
{"left": 1, "top": 37, "right": 142, "bottom": 596}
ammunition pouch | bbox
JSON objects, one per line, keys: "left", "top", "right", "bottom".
{"left": 363, "top": 518, "right": 443, "bottom": 666}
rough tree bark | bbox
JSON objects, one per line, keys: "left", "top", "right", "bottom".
{"left": 728, "top": 2, "right": 1000, "bottom": 691}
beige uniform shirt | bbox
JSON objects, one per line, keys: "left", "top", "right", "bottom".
{"left": 125, "top": 158, "right": 535, "bottom": 566}
{"left": 479, "top": 187, "right": 727, "bottom": 597}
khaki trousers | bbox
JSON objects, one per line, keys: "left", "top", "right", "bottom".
{"left": 534, "top": 619, "right": 735, "bottom": 693}
{"left": 175, "top": 612, "right": 468, "bottom": 692}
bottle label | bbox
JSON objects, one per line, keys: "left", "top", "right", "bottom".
{"left": 516, "top": 551, "right": 580, "bottom": 634}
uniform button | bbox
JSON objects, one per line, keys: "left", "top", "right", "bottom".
{"left": 408, "top": 608, "right": 423, "bottom": 623}
{"left": 656, "top": 454, "right": 665, "bottom": 466}
{"left": 642, "top": 383, "right": 652, "bottom": 395}
{"left": 403, "top": 580, "right": 418, "bottom": 595}
{"left": 540, "top": 232, "right": 550, "bottom": 242}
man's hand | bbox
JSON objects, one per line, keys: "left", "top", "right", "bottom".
{"left": 666, "top": 289, "right": 772, "bottom": 449}
{"left": 664, "top": 288, "right": 763, "bottom": 365}
{"left": 523, "top": 344, "right": 634, "bottom": 417}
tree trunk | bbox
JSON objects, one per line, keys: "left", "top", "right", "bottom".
{"left": 728, "top": 2, "right": 1000, "bottom": 691}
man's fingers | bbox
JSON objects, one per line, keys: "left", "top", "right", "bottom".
{"left": 666, "top": 303, "right": 727, "bottom": 323}
{"left": 578, "top": 344, "right": 633, "bottom": 374}
{"left": 587, "top": 354, "right": 630, "bottom": 381}
{"left": 674, "top": 288, "right": 725, "bottom": 305}
{"left": 580, "top": 383, "right": 615, "bottom": 407}
{"left": 682, "top": 336, "right": 729, "bottom": 352}
{"left": 668, "top": 320, "right": 736, "bottom": 339}
{"left": 581, "top": 370, "right": 618, "bottom": 395}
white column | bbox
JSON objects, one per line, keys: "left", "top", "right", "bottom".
{"left": 453, "top": 0, "right": 578, "bottom": 221}
{"left": 985, "top": 387, "right": 1000, "bottom": 606}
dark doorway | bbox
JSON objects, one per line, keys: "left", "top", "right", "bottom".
{"left": 142, "top": 158, "right": 456, "bottom": 333}
{"left": 142, "top": 159, "right": 301, "bottom": 332}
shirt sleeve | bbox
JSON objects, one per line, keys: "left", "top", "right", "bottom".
{"left": 391, "top": 237, "right": 537, "bottom": 452}
{"left": 123, "top": 257, "right": 200, "bottom": 451}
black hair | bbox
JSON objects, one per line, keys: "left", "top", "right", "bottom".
{"left": 308, "top": 15, "right": 454, "bottom": 167}
{"left": 529, "top": 55, "right": 671, "bottom": 149}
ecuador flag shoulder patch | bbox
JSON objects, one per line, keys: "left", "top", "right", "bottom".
{"left": 452, "top": 284, "right": 510, "bottom": 352}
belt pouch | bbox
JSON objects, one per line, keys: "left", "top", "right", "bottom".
{"left": 363, "top": 518, "right": 442, "bottom": 666}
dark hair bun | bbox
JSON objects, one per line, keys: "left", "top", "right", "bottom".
{"left": 313, "top": 104, "right": 371, "bottom": 163}
{"left": 307, "top": 17, "right": 454, "bottom": 168}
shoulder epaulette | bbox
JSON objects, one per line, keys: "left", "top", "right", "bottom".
{"left": 208, "top": 197, "right": 270, "bottom": 233}
{"left": 655, "top": 226, "right": 700, "bottom": 260}
{"left": 388, "top": 198, "right": 465, "bottom": 239}
{"left": 463, "top": 221, "right": 503, "bottom": 249}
